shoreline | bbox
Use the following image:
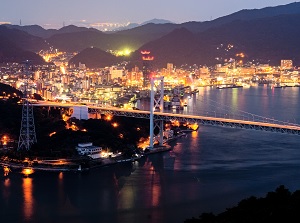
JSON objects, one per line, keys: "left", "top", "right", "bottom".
{"left": 0, "top": 146, "right": 173, "bottom": 174}
{"left": 0, "top": 131, "right": 189, "bottom": 175}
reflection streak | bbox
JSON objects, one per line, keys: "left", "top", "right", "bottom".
{"left": 23, "top": 177, "right": 34, "bottom": 220}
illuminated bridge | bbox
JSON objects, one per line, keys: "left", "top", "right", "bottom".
{"left": 88, "top": 106, "right": 300, "bottom": 135}
{"left": 33, "top": 101, "right": 300, "bottom": 136}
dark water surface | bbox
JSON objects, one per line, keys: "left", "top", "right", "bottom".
{"left": 1, "top": 86, "right": 300, "bottom": 223}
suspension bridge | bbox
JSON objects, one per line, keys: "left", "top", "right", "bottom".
{"left": 32, "top": 77, "right": 300, "bottom": 149}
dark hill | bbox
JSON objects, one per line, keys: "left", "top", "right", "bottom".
{"left": 0, "top": 34, "right": 46, "bottom": 64}
{"left": 185, "top": 185, "right": 300, "bottom": 223}
{"left": 68, "top": 47, "right": 119, "bottom": 68}
{"left": 47, "top": 31, "right": 143, "bottom": 52}
{"left": 0, "top": 26, "right": 47, "bottom": 52}
{"left": 182, "top": 2, "right": 300, "bottom": 33}
{"left": 198, "top": 13, "right": 300, "bottom": 65}
{"left": 47, "top": 31, "right": 110, "bottom": 52}
{"left": 3, "top": 2, "right": 300, "bottom": 66}
{"left": 0, "top": 83, "right": 22, "bottom": 97}
{"left": 2, "top": 24, "right": 101, "bottom": 39}
{"left": 130, "top": 13, "right": 300, "bottom": 67}
{"left": 130, "top": 28, "right": 210, "bottom": 68}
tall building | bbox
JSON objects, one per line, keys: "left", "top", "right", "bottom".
{"left": 141, "top": 51, "right": 154, "bottom": 88}
{"left": 167, "top": 63, "right": 174, "bottom": 74}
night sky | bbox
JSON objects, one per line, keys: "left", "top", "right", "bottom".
{"left": 1, "top": 0, "right": 298, "bottom": 29}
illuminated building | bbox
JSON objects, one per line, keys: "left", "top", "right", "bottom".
{"left": 76, "top": 142, "right": 102, "bottom": 159}
{"left": 141, "top": 51, "right": 154, "bottom": 88}
{"left": 281, "top": 60, "right": 293, "bottom": 70}
{"left": 110, "top": 66, "right": 124, "bottom": 80}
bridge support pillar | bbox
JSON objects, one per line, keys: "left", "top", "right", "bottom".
{"left": 71, "top": 106, "right": 89, "bottom": 120}
{"left": 149, "top": 76, "right": 164, "bottom": 149}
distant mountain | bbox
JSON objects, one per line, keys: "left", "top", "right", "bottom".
{"left": 115, "top": 2, "right": 300, "bottom": 36}
{"left": 3, "top": 2, "right": 300, "bottom": 67}
{"left": 47, "top": 30, "right": 147, "bottom": 52}
{"left": 141, "top": 18, "right": 173, "bottom": 25}
{"left": 0, "top": 26, "right": 46, "bottom": 64}
{"left": 131, "top": 13, "right": 300, "bottom": 67}
{"left": 112, "top": 18, "right": 173, "bottom": 32}
{"left": 179, "top": 2, "right": 300, "bottom": 33}
{"left": 0, "top": 26, "right": 47, "bottom": 52}
{"left": 2, "top": 24, "right": 55, "bottom": 39}
{"left": 2, "top": 24, "right": 101, "bottom": 38}
{"left": 68, "top": 47, "right": 119, "bottom": 68}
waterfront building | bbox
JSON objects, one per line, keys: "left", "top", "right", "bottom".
{"left": 76, "top": 142, "right": 102, "bottom": 159}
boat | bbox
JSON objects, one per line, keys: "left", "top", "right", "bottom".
{"left": 216, "top": 84, "right": 243, "bottom": 89}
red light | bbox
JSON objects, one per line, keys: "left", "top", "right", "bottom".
{"left": 141, "top": 50, "right": 151, "bottom": 55}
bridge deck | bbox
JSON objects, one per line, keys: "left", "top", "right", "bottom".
{"left": 89, "top": 106, "right": 300, "bottom": 135}
{"left": 32, "top": 102, "right": 300, "bottom": 135}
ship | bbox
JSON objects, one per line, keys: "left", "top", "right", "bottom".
{"left": 216, "top": 84, "right": 243, "bottom": 89}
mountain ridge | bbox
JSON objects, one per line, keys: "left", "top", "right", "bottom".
{"left": 2, "top": 2, "right": 300, "bottom": 66}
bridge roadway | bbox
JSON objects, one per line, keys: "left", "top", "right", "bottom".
{"left": 33, "top": 101, "right": 300, "bottom": 135}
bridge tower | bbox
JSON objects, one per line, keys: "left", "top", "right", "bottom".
{"left": 18, "top": 61, "right": 37, "bottom": 151}
{"left": 149, "top": 76, "right": 164, "bottom": 149}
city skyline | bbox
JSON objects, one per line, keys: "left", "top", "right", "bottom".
{"left": 0, "top": 0, "right": 298, "bottom": 29}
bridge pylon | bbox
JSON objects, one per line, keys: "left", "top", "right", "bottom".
{"left": 149, "top": 76, "right": 164, "bottom": 149}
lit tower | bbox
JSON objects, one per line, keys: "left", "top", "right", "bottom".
{"left": 18, "top": 61, "right": 37, "bottom": 151}
{"left": 141, "top": 50, "right": 154, "bottom": 88}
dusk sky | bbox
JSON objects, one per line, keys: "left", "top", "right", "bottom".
{"left": 0, "top": 0, "right": 298, "bottom": 29}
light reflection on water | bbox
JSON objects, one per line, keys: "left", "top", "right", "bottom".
{"left": 23, "top": 177, "right": 34, "bottom": 221}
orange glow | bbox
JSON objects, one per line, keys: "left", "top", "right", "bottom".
{"left": 22, "top": 168, "right": 34, "bottom": 177}
{"left": 1, "top": 135, "right": 8, "bottom": 145}
{"left": 112, "top": 122, "right": 118, "bottom": 128}
{"left": 70, "top": 124, "right": 79, "bottom": 131}
{"left": 23, "top": 177, "right": 34, "bottom": 220}
{"left": 49, "top": 132, "right": 56, "bottom": 137}
{"left": 137, "top": 137, "right": 150, "bottom": 149}
{"left": 236, "top": 53, "right": 245, "bottom": 58}
{"left": 58, "top": 172, "right": 63, "bottom": 180}
{"left": 171, "top": 120, "right": 180, "bottom": 127}
{"left": 191, "top": 131, "right": 198, "bottom": 138}
{"left": 188, "top": 123, "right": 199, "bottom": 131}
{"left": 142, "top": 56, "right": 154, "bottom": 61}
{"left": 3, "top": 166, "right": 11, "bottom": 176}
{"left": 105, "top": 114, "right": 113, "bottom": 121}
